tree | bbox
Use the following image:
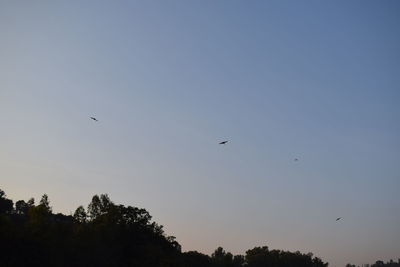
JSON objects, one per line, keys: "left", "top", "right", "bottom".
{"left": 87, "top": 194, "right": 114, "bottom": 221}
{"left": 73, "top": 205, "right": 87, "bottom": 223}
{"left": 211, "top": 247, "right": 233, "bottom": 267}
{"left": 0, "top": 189, "right": 13, "bottom": 214}
{"left": 232, "top": 255, "right": 245, "bottom": 267}
{"left": 245, "top": 246, "right": 328, "bottom": 267}
{"left": 87, "top": 194, "right": 102, "bottom": 220}
{"left": 27, "top": 197, "right": 35, "bottom": 207}
{"left": 15, "top": 200, "right": 29, "bottom": 215}
{"left": 99, "top": 194, "right": 113, "bottom": 213}
{"left": 39, "top": 194, "right": 52, "bottom": 213}
{"left": 245, "top": 246, "right": 270, "bottom": 267}
{"left": 182, "top": 251, "right": 211, "bottom": 267}
{"left": 0, "top": 189, "right": 331, "bottom": 267}
{"left": 313, "top": 256, "right": 328, "bottom": 267}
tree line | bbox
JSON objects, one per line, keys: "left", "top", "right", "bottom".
{"left": 346, "top": 260, "right": 400, "bottom": 267}
{"left": 0, "top": 188, "right": 328, "bottom": 267}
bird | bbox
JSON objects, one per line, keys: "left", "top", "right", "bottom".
{"left": 219, "top": 141, "right": 228, "bottom": 145}
{"left": 336, "top": 217, "right": 342, "bottom": 221}
{"left": 294, "top": 158, "right": 299, "bottom": 161}
{"left": 90, "top": 117, "right": 98, "bottom": 122}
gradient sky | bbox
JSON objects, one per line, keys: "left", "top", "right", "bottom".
{"left": 1, "top": 1, "right": 399, "bottom": 266}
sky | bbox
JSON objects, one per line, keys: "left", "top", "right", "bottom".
{"left": 1, "top": 1, "right": 399, "bottom": 266}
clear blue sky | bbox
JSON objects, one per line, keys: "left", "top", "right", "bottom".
{"left": 1, "top": 1, "right": 399, "bottom": 266}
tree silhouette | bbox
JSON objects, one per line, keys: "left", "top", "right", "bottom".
{"left": 0, "top": 189, "right": 13, "bottom": 214}
{"left": 73, "top": 205, "right": 87, "bottom": 223}
{"left": 0, "top": 188, "right": 330, "bottom": 267}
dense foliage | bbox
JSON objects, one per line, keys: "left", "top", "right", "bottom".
{"left": 1, "top": 189, "right": 328, "bottom": 267}
{"left": 346, "top": 260, "right": 400, "bottom": 267}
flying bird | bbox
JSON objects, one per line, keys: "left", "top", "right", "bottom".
{"left": 219, "top": 141, "right": 228, "bottom": 145}
{"left": 90, "top": 117, "right": 98, "bottom": 122}
{"left": 336, "top": 217, "right": 342, "bottom": 221}
{"left": 294, "top": 158, "right": 299, "bottom": 161}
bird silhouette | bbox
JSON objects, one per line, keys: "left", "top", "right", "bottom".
{"left": 219, "top": 141, "right": 228, "bottom": 145}
{"left": 90, "top": 117, "right": 98, "bottom": 122}
{"left": 294, "top": 158, "right": 299, "bottom": 161}
{"left": 336, "top": 217, "right": 342, "bottom": 221}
